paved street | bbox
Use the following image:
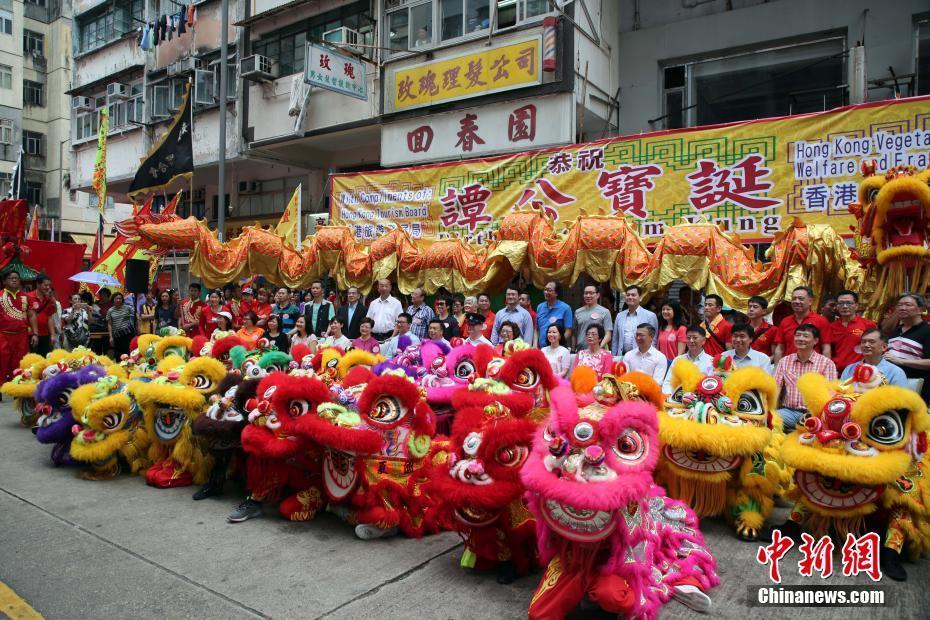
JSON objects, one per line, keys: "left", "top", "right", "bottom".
{"left": 1, "top": 403, "right": 929, "bottom": 619}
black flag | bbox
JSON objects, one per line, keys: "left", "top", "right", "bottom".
{"left": 127, "top": 82, "right": 193, "bottom": 202}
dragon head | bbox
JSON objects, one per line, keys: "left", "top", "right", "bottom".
{"left": 850, "top": 162, "right": 930, "bottom": 267}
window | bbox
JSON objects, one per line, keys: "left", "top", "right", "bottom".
{"left": 409, "top": 3, "right": 433, "bottom": 49}
{"left": 127, "top": 84, "right": 144, "bottom": 124}
{"left": 151, "top": 84, "right": 170, "bottom": 118}
{"left": 25, "top": 181, "right": 42, "bottom": 206}
{"left": 387, "top": 1, "right": 540, "bottom": 55}
{"left": 0, "top": 10, "right": 11, "bottom": 36}
{"left": 496, "top": 0, "right": 548, "bottom": 30}
{"left": 214, "top": 61, "right": 237, "bottom": 101}
{"left": 26, "top": 0, "right": 46, "bottom": 6}
{"left": 0, "top": 173, "right": 11, "bottom": 197}
{"left": 74, "top": 108, "right": 99, "bottom": 141}
{"left": 88, "top": 194, "right": 114, "bottom": 210}
{"left": 252, "top": 1, "right": 374, "bottom": 76}
{"left": 661, "top": 36, "right": 846, "bottom": 128}
{"left": 24, "top": 81, "right": 45, "bottom": 107}
{"left": 77, "top": 0, "right": 143, "bottom": 53}
{"left": 0, "top": 119, "right": 12, "bottom": 144}
{"left": 0, "top": 65, "right": 11, "bottom": 90}
{"left": 24, "top": 30, "right": 44, "bottom": 56}
{"left": 23, "top": 131, "right": 44, "bottom": 157}
{"left": 918, "top": 17, "right": 930, "bottom": 96}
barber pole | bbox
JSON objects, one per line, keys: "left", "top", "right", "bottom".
{"left": 543, "top": 16, "right": 557, "bottom": 72}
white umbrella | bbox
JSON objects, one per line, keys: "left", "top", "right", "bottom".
{"left": 68, "top": 271, "right": 121, "bottom": 287}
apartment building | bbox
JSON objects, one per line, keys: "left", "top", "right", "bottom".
{"left": 617, "top": 0, "right": 930, "bottom": 133}
{"left": 68, "top": 0, "right": 619, "bottom": 252}
{"left": 0, "top": 0, "right": 107, "bottom": 246}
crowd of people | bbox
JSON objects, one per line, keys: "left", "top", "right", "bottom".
{"left": 3, "top": 268, "right": 928, "bottom": 429}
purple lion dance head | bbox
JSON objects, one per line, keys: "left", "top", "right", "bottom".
{"left": 34, "top": 365, "right": 106, "bottom": 466}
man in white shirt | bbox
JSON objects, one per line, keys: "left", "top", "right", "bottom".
{"left": 381, "top": 313, "right": 421, "bottom": 358}
{"left": 491, "top": 287, "right": 534, "bottom": 346}
{"left": 464, "top": 312, "right": 492, "bottom": 347}
{"left": 622, "top": 323, "right": 667, "bottom": 385}
{"left": 366, "top": 278, "right": 403, "bottom": 342}
{"left": 663, "top": 325, "right": 715, "bottom": 394}
{"left": 611, "top": 285, "right": 658, "bottom": 356}
{"left": 720, "top": 323, "right": 773, "bottom": 374}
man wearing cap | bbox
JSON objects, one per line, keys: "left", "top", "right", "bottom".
{"left": 367, "top": 279, "right": 403, "bottom": 342}
{"left": 464, "top": 312, "right": 492, "bottom": 346}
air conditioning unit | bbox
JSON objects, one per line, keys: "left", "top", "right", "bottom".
{"left": 240, "top": 55, "right": 277, "bottom": 82}
{"left": 106, "top": 82, "right": 129, "bottom": 100}
{"left": 72, "top": 96, "right": 93, "bottom": 111}
{"left": 167, "top": 57, "right": 201, "bottom": 77}
{"left": 323, "top": 27, "right": 363, "bottom": 53}
{"left": 238, "top": 180, "right": 261, "bottom": 194}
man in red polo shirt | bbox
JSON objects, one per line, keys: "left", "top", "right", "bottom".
{"left": 699, "top": 294, "right": 732, "bottom": 356}
{"left": 773, "top": 285, "right": 832, "bottom": 363}
{"left": 747, "top": 295, "right": 775, "bottom": 357}
{"left": 829, "top": 289, "right": 876, "bottom": 373}
{"left": 27, "top": 274, "right": 57, "bottom": 356}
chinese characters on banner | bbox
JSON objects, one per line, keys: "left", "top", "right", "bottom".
{"left": 304, "top": 42, "right": 367, "bottom": 100}
{"left": 332, "top": 96, "right": 930, "bottom": 245}
{"left": 390, "top": 37, "right": 542, "bottom": 112}
{"left": 381, "top": 93, "right": 574, "bottom": 166}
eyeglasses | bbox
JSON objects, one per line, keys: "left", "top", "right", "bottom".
{"left": 836, "top": 301, "right": 855, "bottom": 306}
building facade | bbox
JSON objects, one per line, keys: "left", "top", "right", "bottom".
{"left": 617, "top": 0, "right": 930, "bottom": 133}
{"left": 0, "top": 0, "right": 108, "bottom": 246}
{"left": 67, "top": 0, "right": 929, "bottom": 270}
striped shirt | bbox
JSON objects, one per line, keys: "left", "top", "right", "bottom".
{"left": 107, "top": 304, "right": 136, "bottom": 337}
{"left": 774, "top": 351, "right": 836, "bottom": 410}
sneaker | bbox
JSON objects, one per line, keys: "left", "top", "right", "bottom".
{"left": 672, "top": 585, "right": 711, "bottom": 614}
{"left": 227, "top": 498, "right": 263, "bottom": 523}
{"left": 192, "top": 484, "right": 223, "bottom": 501}
{"left": 354, "top": 523, "right": 398, "bottom": 540}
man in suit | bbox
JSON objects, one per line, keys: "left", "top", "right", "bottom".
{"left": 336, "top": 286, "right": 365, "bottom": 340}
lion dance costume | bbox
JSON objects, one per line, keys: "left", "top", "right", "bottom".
{"left": 660, "top": 358, "right": 787, "bottom": 540}
{"left": 777, "top": 366, "right": 930, "bottom": 581}
{"left": 522, "top": 378, "right": 719, "bottom": 618}
{"left": 426, "top": 346, "right": 558, "bottom": 582}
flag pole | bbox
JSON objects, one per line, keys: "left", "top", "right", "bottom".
{"left": 296, "top": 183, "right": 302, "bottom": 251}
{"left": 217, "top": 0, "right": 228, "bottom": 243}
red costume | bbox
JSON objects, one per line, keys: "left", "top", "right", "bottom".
{"left": 181, "top": 298, "right": 203, "bottom": 337}
{"left": 27, "top": 291, "right": 55, "bottom": 337}
{"left": 0, "top": 288, "right": 28, "bottom": 382}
